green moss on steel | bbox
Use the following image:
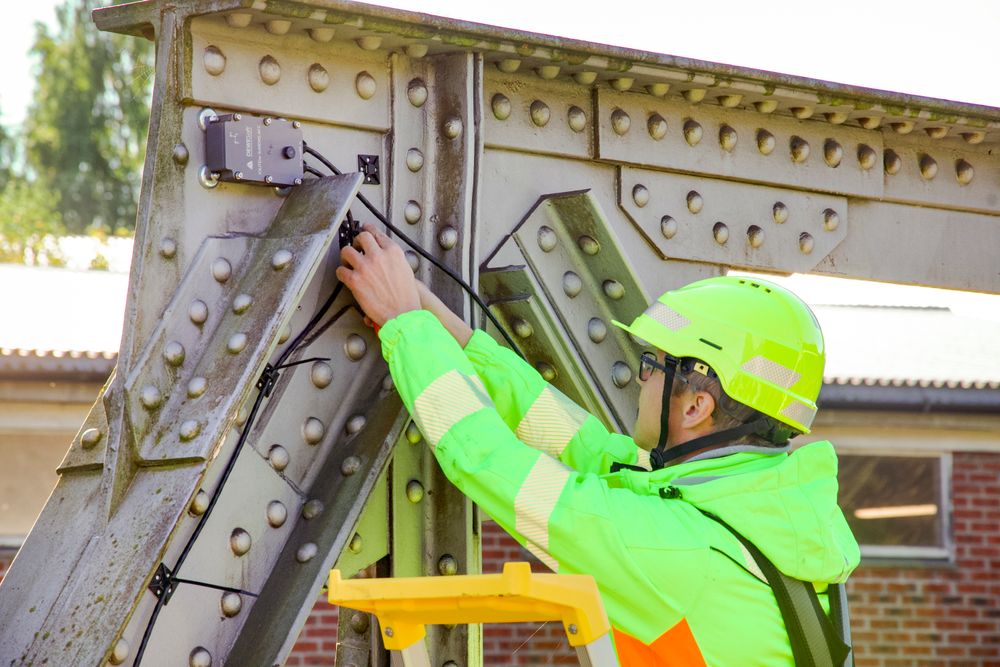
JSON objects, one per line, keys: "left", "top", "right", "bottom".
{"left": 516, "top": 43, "right": 536, "bottom": 57}
{"left": 604, "top": 59, "right": 633, "bottom": 73}
{"left": 762, "top": 83, "right": 776, "bottom": 96}
{"left": 260, "top": 1, "right": 314, "bottom": 19}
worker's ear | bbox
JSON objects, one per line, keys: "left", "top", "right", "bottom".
{"left": 680, "top": 389, "right": 715, "bottom": 431}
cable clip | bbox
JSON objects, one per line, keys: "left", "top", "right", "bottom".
{"left": 256, "top": 363, "right": 280, "bottom": 397}
{"left": 148, "top": 562, "right": 177, "bottom": 605}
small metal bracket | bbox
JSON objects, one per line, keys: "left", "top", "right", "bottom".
{"left": 256, "top": 363, "right": 281, "bottom": 398}
{"left": 148, "top": 562, "right": 177, "bottom": 605}
{"left": 339, "top": 217, "right": 362, "bottom": 249}
{"left": 358, "top": 155, "right": 380, "bottom": 185}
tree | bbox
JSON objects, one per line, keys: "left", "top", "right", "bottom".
{"left": 23, "top": 0, "right": 153, "bottom": 234}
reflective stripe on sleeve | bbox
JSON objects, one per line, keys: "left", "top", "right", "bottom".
{"left": 515, "top": 386, "right": 588, "bottom": 458}
{"left": 635, "top": 448, "right": 652, "bottom": 471}
{"left": 412, "top": 370, "right": 492, "bottom": 449}
{"left": 514, "top": 454, "right": 572, "bottom": 572}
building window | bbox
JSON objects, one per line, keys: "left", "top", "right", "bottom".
{"left": 837, "top": 453, "right": 950, "bottom": 560}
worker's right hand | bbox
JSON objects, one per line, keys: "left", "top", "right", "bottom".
{"left": 336, "top": 225, "right": 421, "bottom": 327}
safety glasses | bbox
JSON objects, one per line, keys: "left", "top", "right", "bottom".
{"left": 638, "top": 351, "right": 682, "bottom": 382}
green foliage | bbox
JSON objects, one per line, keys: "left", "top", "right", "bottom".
{"left": 0, "top": 176, "right": 65, "bottom": 265}
{"left": 23, "top": 0, "right": 153, "bottom": 234}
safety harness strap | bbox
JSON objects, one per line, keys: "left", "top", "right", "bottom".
{"left": 700, "top": 511, "right": 852, "bottom": 667}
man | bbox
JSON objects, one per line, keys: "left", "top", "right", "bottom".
{"left": 337, "top": 225, "right": 860, "bottom": 665}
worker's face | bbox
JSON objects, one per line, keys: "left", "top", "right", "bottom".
{"left": 633, "top": 349, "right": 683, "bottom": 450}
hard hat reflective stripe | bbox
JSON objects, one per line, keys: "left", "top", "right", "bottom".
{"left": 780, "top": 399, "right": 817, "bottom": 429}
{"left": 635, "top": 448, "right": 652, "bottom": 471}
{"left": 643, "top": 301, "right": 691, "bottom": 331}
{"left": 741, "top": 356, "right": 802, "bottom": 389}
{"left": 515, "top": 386, "right": 588, "bottom": 458}
{"left": 514, "top": 454, "right": 571, "bottom": 573}
{"left": 412, "top": 370, "right": 492, "bottom": 449}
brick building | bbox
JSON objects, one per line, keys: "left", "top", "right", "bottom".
{"left": 1, "top": 266, "right": 998, "bottom": 665}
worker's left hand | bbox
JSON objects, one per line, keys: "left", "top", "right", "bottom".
{"left": 336, "top": 224, "right": 421, "bottom": 327}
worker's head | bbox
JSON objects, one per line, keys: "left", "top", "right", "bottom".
{"left": 613, "top": 276, "right": 824, "bottom": 467}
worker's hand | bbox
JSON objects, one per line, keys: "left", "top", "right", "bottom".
{"left": 336, "top": 224, "right": 420, "bottom": 327}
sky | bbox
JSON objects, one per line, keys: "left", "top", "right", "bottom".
{"left": 3, "top": 0, "right": 1000, "bottom": 130}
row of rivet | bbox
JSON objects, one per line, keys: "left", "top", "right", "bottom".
{"left": 490, "top": 94, "right": 589, "bottom": 133}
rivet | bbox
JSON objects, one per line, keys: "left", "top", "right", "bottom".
{"left": 296, "top": 542, "right": 318, "bottom": 563}
{"left": 891, "top": 121, "right": 914, "bottom": 135}
{"left": 179, "top": 420, "right": 202, "bottom": 442}
{"left": 562, "top": 271, "right": 583, "bottom": 298}
{"left": 497, "top": 58, "right": 521, "bottom": 73}
{"left": 611, "top": 361, "right": 632, "bottom": 388}
{"left": 404, "top": 201, "right": 422, "bottom": 224}
{"left": 302, "top": 499, "right": 324, "bottom": 520}
{"left": 603, "top": 280, "right": 625, "bottom": 300}
{"left": 568, "top": 624, "right": 578, "bottom": 635}
{"left": 713, "top": 222, "right": 730, "bottom": 245}
{"left": 790, "top": 106, "right": 813, "bottom": 120}
{"left": 825, "top": 111, "right": 849, "bottom": 125}
{"left": 271, "top": 249, "right": 293, "bottom": 270}
{"left": 588, "top": 318, "right": 607, "bottom": 343}
{"left": 884, "top": 149, "right": 902, "bottom": 175}
{"left": 511, "top": 318, "right": 534, "bottom": 339}
{"left": 799, "top": 232, "right": 815, "bottom": 254}
{"left": 719, "top": 125, "right": 738, "bottom": 152}
{"left": 405, "top": 43, "right": 429, "bottom": 58}
{"left": 961, "top": 131, "right": 986, "bottom": 145}
{"left": 265, "top": 19, "right": 291, "bottom": 35}
{"left": 380, "top": 373, "right": 392, "bottom": 390}
{"left": 341, "top": 455, "right": 362, "bottom": 476}
{"left": 303, "top": 417, "right": 325, "bottom": 445}
{"left": 109, "top": 638, "right": 129, "bottom": 665}
{"left": 632, "top": 184, "right": 650, "bottom": 207}
{"left": 747, "top": 225, "right": 764, "bottom": 248}
{"left": 438, "top": 226, "right": 459, "bottom": 250}
{"left": 647, "top": 114, "right": 667, "bottom": 140}
{"left": 190, "top": 490, "right": 209, "bottom": 516}
{"left": 535, "top": 362, "right": 557, "bottom": 382}
{"left": 857, "top": 117, "right": 882, "bottom": 130}
{"left": 754, "top": 100, "right": 778, "bottom": 113}
{"left": 356, "top": 35, "right": 383, "bottom": 50}
{"left": 406, "top": 479, "right": 425, "bottom": 503}
{"left": 221, "top": 592, "right": 243, "bottom": 618}
{"left": 611, "top": 108, "right": 631, "bottom": 135}
{"left": 81, "top": 428, "right": 103, "bottom": 449}
{"left": 919, "top": 154, "right": 938, "bottom": 180}
{"left": 266, "top": 500, "right": 288, "bottom": 528}
{"left": 232, "top": 294, "right": 252, "bottom": 315}
{"left": 608, "top": 77, "right": 633, "bottom": 91}
{"left": 443, "top": 117, "right": 463, "bottom": 139}
{"left": 225, "top": 12, "right": 252, "bottom": 28}
{"left": 438, "top": 555, "right": 459, "bottom": 576}
{"left": 491, "top": 93, "right": 511, "bottom": 120}
{"left": 268, "top": 445, "right": 289, "bottom": 472}
{"left": 647, "top": 82, "right": 670, "bottom": 96}
{"left": 236, "top": 405, "right": 249, "bottom": 427}
{"left": 790, "top": 136, "right": 810, "bottom": 163}
{"left": 385, "top": 627, "right": 394, "bottom": 638}
{"left": 407, "top": 79, "right": 428, "bottom": 107}
{"left": 537, "top": 226, "right": 557, "bottom": 252}
{"left": 686, "top": 191, "right": 703, "bottom": 214}
{"left": 925, "top": 127, "right": 949, "bottom": 139}
{"left": 347, "top": 533, "right": 363, "bottom": 554}
{"left": 823, "top": 209, "right": 840, "bottom": 232}
{"left": 159, "top": 238, "right": 177, "bottom": 259}
{"left": 189, "top": 648, "right": 212, "bottom": 667}
{"left": 756, "top": 129, "right": 775, "bottom": 155}
{"left": 163, "top": 341, "right": 185, "bottom": 367}
{"left": 567, "top": 106, "right": 587, "bottom": 133}
{"left": 308, "top": 28, "right": 335, "bottom": 42}
{"left": 187, "top": 377, "right": 207, "bottom": 399}
{"left": 955, "top": 159, "right": 975, "bottom": 185}
{"left": 346, "top": 415, "right": 366, "bottom": 435}
{"left": 824, "top": 140, "right": 843, "bottom": 168}
{"left": 405, "top": 250, "right": 419, "bottom": 272}
{"left": 211, "top": 258, "right": 232, "bottom": 283}
{"left": 203, "top": 46, "right": 226, "bottom": 76}
{"left": 536, "top": 65, "right": 561, "bottom": 80}
{"left": 682, "top": 89, "right": 706, "bottom": 103}
{"left": 405, "top": 421, "right": 423, "bottom": 444}
{"left": 356, "top": 71, "right": 377, "bottom": 100}
{"left": 278, "top": 325, "right": 291, "bottom": 344}
{"left": 227, "top": 333, "right": 248, "bottom": 354}
{"left": 660, "top": 215, "right": 678, "bottom": 239}
{"left": 171, "top": 143, "right": 189, "bottom": 166}
{"left": 718, "top": 94, "right": 742, "bottom": 108}
{"left": 683, "top": 120, "right": 703, "bottom": 146}
{"left": 573, "top": 71, "right": 597, "bottom": 84}
{"left": 189, "top": 300, "right": 208, "bottom": 325}
{"left": 857, "top": 144, "right": 877, "bottom": 170}
{"left": 772, "top": 202, "right": 789, "bottom": 224}
{"left": 311, "top": 361, "right": 333, "bottom": 389}
{"left": 259, "top": 55, "right": 281, "bottom": 85}
{"left": 578, "top": 235, "right": 600, "bottom": 255}
{"left": 345, "top": 334, "right": 367, "bottom": 361}
{"left": 230, "top": 528, "right": 252, "bottom": 556}
{"left": 307, "top": 64, "right": 329, "bottom": 93}
{"left": 405, "top": 148, "right": 424, "bottom": 172}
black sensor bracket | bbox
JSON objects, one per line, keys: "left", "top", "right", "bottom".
{"left": 205, "top": 113, "right": 304, "bottom": 187}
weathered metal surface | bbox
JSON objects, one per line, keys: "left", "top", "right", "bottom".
{"left": 3, "top": 0, "right": 999, "bottom": 665}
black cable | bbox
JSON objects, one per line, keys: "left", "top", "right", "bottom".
{"left": 303, "top": 164, "right": 324, "bottom": 178}
{"left": 302, "top": 144, "right": 524, "bottom": 358}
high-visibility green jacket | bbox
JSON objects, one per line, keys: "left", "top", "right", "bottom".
{"left": 380, "top": 310, "right": 860, "bottom": 666}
